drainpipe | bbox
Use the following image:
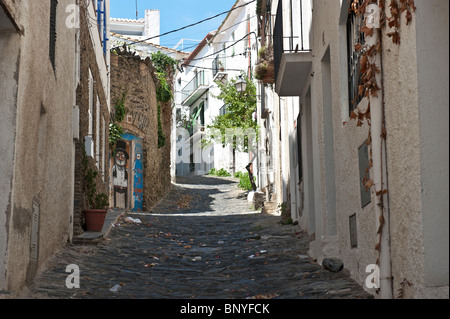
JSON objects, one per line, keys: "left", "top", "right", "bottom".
{"left": 365, "top": 3, "right": 393, "bottom": 299}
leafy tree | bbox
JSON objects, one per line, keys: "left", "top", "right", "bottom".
{"left": 204, "top": 75, "right": 258, "bottom": 190}
{"left": 205, "top": 75, "right": 258, "bottom": 152}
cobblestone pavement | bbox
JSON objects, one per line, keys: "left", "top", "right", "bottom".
{"left": 26, "top": 175, "right": 372, "bottom": 299}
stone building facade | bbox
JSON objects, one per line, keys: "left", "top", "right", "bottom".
{"left": 73, "top": 0, "right": 111, "bottom": 235}
{"left": 110, "top": 48, "right": 172, "bottom": 212}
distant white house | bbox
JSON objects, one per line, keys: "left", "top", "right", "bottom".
{"left": 109, "top": 32, "right": 188, "bottom": 61}
{"left": 110, "top": 9, "right": 160, "bottom": 45}
{"left": 173, "top": 0, "right": 258, "bottom": 177}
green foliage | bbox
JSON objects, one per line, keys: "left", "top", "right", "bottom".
{"left": 81, "top": 150, "right": 109, "bottom": 209}
{"left": 254, "top": 61, "right": 270, "bottom": 80}
{"left": 114, "top": 90, "right": 127, "bottom": 122}
{"left": 109, "top": 122, "right": 124, "bottom": 147}
{"left": 235, "top": 171, "right": 256, "bottom": 191}
{"left": 156, "top": 72, "right": 173, "bottom": 103}
{"left": 152, "top": 52, "right": 176, "bottom": 104}
{"left": 234, "top": 171, "right": 245, "bottom": 178}
{"left": 257, "top": 45, "right": 273, "bottom": 61}
{"left": 208, "top": 168, "right": 231, "bottom": 177}
{"left": 150, "top": 52, "right": 174, "bottom": 149}
{"left": 205, "top": 75, "right": 258, "bottom": 152}
{"left": 151, "top": 51, "right": 177, "bottom": 74}
{"left": 157, "top": 103, "right": 166, "bottom": 148}
{"left": 93, "top": 193, "right": 109, "bottom": 210}
{"left": 256, "top": 0, "right": 263, "bottom": 16}
{"left": 109, "top": 90, "right": 127, "bottom": 149}
{"left": 254, "top": 46, "right": 274, "bottom": 83}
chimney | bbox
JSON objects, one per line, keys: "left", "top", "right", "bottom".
{"left": 144, "top": 9, "right": 160, "bottom": 45}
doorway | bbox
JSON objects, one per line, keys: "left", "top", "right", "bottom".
{"left": 303, "top": 88, "right": 316, "bottom": 234}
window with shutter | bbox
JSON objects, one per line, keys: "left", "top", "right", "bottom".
{"left": 88, "top": 69, "right": 94, "bottom": 136}
{"left": 96, "top": 96, "right": 100, "bottom": 169}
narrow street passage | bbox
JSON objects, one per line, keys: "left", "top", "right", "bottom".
{"left": 28, "top": 175, "right": 371, "bottom": 299}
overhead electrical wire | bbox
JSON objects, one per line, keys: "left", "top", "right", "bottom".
{"left": 164, "top": 14, "right": 256, "bottom": 47}
{"left": 181, "top": 51, "right": 248, "bottom": 70}
{"left": 181, "top": 64, "right": 245, "bottom": 73}
{"left": 111, "top": 0, "right": 256, "bottom": 50}
{"left": 184, "top": 32, "right": 257, "bottom": 63}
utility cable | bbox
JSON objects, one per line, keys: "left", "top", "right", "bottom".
{"left": 182, "top": 63, "right": 245, "bottom": 73}
{"left": 111, "top": 0, "right": 256, "bottom": 50}
{"left": 184, "top": 32, "right": 257, "bottom": 63}
{"left": 161, "top": 14, "right": 255, "bottom": 51}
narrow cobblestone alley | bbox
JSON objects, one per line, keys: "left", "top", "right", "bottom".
{"left": 27, "top": 175, "right": 372, "bottom": 300}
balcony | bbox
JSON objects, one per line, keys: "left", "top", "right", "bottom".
{"left": 212, "top": 54, "right": 228, "bottom": 83}
{"left": 181, "top": 70, "right": 209, "bottom": 106}
{"left": 273, "top": 0, "right": 312, "bottom": 97}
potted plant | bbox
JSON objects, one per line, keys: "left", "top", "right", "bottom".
{"left": 218, "top": 60, "right": 225, "bottom": 72}
{"left": 254, "top": 45, "right": 274, "bottom": 84}
{"left": 83, "top": 193, "right": 109, "bottom": 232}
{"left": 82, "top": 150, "right": 110, "bottom": 232}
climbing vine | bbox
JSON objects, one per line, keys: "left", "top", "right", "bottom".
{"left": 109, "top": 89, "right": 127, "bottom": 149}
{"left": 156, "top": 73, "right": 173, "bottom": 103}
{"left": 349, "top": 0, "right": 416, "bottom": 264}
{"left": 151, "top": 51, "right": 177, "bottom": 149}
{"left": 157, "top": 103, "right": 166, "bottom": 149}
{"left": 386, "top": 0, "right": 416, "bottom": 44}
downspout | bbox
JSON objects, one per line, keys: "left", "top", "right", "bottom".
{"left": 365, "top": 3, "right": 393, "bottom": 299}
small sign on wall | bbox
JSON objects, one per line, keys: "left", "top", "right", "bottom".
{"left": 30, "top": 201, "right": 40, "bottom": 263}
{"left": 358, "top": 140, "right": 371, "bottom": 208}
{"left": 349, "top": 213, "right": 358, "bottom": 249}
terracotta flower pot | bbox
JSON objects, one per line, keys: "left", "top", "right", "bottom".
{"left": 83, "top": 209, "right": 107, "bottom": 232}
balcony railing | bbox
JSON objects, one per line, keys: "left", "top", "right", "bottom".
{"left": 212, "top": 54, "right": 227, "bottom": 79}
{"left": 273, "top": 0, "right": 313, "bottom": 96}
{"left": 181, "top": 70, "right": 209, "bottom": 106}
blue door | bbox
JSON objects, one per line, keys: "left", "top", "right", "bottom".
{"left": 132, "top": 140, "right": 144, "bottom": 212}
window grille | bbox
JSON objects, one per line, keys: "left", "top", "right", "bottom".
{"left": 346, "top": 5, "right": 365, "bottom": 114}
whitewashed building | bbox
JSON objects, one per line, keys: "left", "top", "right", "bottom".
{"left": 265, "top": 0, "right": 449, "bottom": 298}
{"left": 174, "top": 0, "right": 259, "bottom": 177}
{"left": 110, "top": 9, "right": 160, "bottom": 45}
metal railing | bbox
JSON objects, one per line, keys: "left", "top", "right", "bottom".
{"left": 212, "top": 54, "right": 227, "bottom": 78}
{"left": 181, "top": 70, "right": 209, "bottom": 103}
{"left": 273, "top": 0, "right": 311, "bottom": 82}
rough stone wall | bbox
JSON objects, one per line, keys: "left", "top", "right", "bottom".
{"left": 73, "top": 6, "right": 110, "bottom": 235}
{"left": 110, "top": 49, "right": 172, "bottom": 212}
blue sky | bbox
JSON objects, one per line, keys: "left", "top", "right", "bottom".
{"left": 110, "top": 0, "right": 238, "bottom": 50}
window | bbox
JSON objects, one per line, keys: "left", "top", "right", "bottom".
{"left": 219, "top": 105, "right": 227, "bottom": 116}
{"left": 88, "top": 69, "right": 94, "bottom": 136}
{"left": 49, "top": 0, "right": 58, "bottom": 70}
{"left": 96, "top": 96, "right": 100, "bottom": 169}
{"left": 199, "top": 102, "right": 205, "bottom": 127}
{"left": 231, "top": 32, "right": 235, "bottom": 56}
{"left": 346, "top": 3, "right": 365, "bottom": 114}
{"left": 102, "top": 116, "right": 106, "bottom": 180}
